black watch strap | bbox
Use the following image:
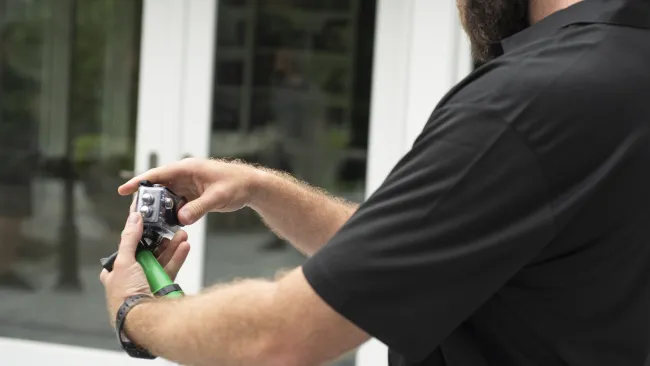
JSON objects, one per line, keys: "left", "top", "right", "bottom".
{"left": 115, "top": 294, "right": 156, "bottom": 359}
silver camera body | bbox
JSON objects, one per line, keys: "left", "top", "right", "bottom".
{"left": 135, "top": 181, "right": 186, "bottom": 249}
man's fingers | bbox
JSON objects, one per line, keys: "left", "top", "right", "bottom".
{"left": 178, "top": 196, "right": 216, "bottom": 225}
{"left": 115, "top": 213, "right": 143, "bottom": 266}
{"left": 118, "top": 166, "right": 171, "bottom": 195}
{"left": 118, "top": 160, "right": 193, "bottom": 196}
{"left": 156, "top": 230, "right": 188, "bottom": 267}
{"left": 153, "top": 239, "right": 169, "bottom": 258}
{"left": 129, "top": 194, "right": 137, "bottom": 213}
{"left": 173, "top": 229, "right": 189, "bottom": 244}
{"left": 157, "top": 239, "right": 180, "bottom": 269}
{"left": 100, "top": 269, "right": 109, "bottom": 285}
{"left": 164, "top": 241, "right": 190, "bottom": 281}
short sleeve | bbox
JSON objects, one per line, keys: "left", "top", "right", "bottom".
{"left": 302, "top": 105, "right": 556, "bottom": 362}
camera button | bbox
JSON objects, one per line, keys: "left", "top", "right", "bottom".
{"left": 141, "top": 193, "right": 155, "bottom": 205}
{"left": 139, "top": 205, "right": 153, "bottom": 218}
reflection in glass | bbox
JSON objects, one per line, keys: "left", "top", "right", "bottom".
{"left": 207, "top": 0, "right": 376, "bottom": 364}
{"left": 0, "top": 0, "right": 142, "bottom": 350}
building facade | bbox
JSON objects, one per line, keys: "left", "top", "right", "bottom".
{"left": 0, "top": 0, "right": 471, "bottom": 365}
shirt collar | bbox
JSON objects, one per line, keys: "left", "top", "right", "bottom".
{"left": 500, "top": 0, "right": 650, "bottom": 54}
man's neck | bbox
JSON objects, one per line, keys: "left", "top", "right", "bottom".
{"left": 529, "top": 0, "right": 582, "bottom": 24}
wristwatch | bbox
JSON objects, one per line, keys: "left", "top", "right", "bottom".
{"left": 115, "top": 294, "right": 157, "bottom": 359}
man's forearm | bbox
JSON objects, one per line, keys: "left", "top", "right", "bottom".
{"left": 124, "top": 279, "right": 287, "bottom": 366}
{"left": 249, "top": 168, "right": 358, "bottom": 256}
{"left": 120, "top": 268, "right": 361, "bottom": 366}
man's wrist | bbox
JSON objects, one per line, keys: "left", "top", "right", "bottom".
{"left": 247, "top": 167, "right": 275, "bottom": 210}
{"left": 122, "top": 298, "right": 155, "bottom": 344}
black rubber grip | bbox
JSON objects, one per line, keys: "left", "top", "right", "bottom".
{"left": 154, "top": 284, "right": 183, "bottom": 297}
{"left": 101, "top": 251, "right": 118, "bottom": 272}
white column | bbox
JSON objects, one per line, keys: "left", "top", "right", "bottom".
{"left": 136, "top": 0, "right": 216, "bottom": 296}
{"left": 137, "top": 2, "right": 216, "bottom": 365}
{"left": 403, "top": 0, "right": 470, "bottom": 146}
{"left": 364, "top": 0, "right": 411, "bottom": 195}
{"left": 172, "top": 0, "right": 217, "bottom": 296}
{"left": 358, "top": 1, "right": 471, "bottom": 365}
{"left": 135, "top": 0, "right": 186, "bottom": 174}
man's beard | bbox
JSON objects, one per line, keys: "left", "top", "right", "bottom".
{"left": 458, "top": 0, "right": 530, "bottom": 63}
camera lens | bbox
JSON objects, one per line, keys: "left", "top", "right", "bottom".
{"left": 163, "top": 197, "right": 174, "bottom": 210}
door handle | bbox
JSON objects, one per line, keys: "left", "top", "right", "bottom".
{"left": 149, "top": 152, "right": 158, "bottom": 169}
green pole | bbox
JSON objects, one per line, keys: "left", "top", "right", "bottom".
{"left": 136, "top": 251, "right": 184, "bottom": 298}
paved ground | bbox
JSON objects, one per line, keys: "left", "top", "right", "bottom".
{"left": 0, "top": 180, "right": 359, "bottom": 365}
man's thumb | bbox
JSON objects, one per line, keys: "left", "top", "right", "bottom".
{"left": 118, "top": 212, "right": 143, "bottom": 259}
{"left": 178, "top": 198, "right": 209, "bottom": 225}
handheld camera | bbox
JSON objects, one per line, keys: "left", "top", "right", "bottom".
{"left": 136, "top": 180, "right": 186, "bottom": 249}
{"left": 100, "top": 180, "right": 186, "bottom": 299}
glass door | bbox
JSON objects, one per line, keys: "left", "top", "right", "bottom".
{"left": 192, "top": 0, "right": 378, "bottom": 365}
{"left": 0, "top": 0, "right": 170, "bottom": 364}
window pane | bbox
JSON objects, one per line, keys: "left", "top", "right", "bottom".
{"left": 206, "top": 0, "right": 376, "bottom": 364}
{"left": 0, "top": 0, "right": 142, "bottom": 351}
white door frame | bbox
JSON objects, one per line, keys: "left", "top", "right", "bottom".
{"left": 135, "top": 0, "right": 216, "bottom": 299}
{"left": 357, "top": 1, "right": 471, "bottom": 365}
{"left": 136, "top": 3, "right": 217, "bottom": 364}
{"left": 168, "top": 0, "right": 217, "bottom": 298}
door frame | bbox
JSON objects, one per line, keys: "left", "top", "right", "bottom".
{"left": 134, "top": 0, "right": 216, "bottom": 299}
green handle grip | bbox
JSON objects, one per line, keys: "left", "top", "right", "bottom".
{"left": 136, "top": 250, "right": 184, "bottom": 298}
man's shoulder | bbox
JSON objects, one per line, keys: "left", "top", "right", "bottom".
{"left": 438, "top": 24, "right": 645, "bottom": 125}
{"left": 439, "top": 55, "right": 589, "bottom": 120}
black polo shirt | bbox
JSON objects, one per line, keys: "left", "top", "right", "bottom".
{"left": 302, "top": 0, "right": 650, "bottom": 365}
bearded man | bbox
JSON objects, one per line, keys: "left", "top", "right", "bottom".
{"left": 101, "top": 1, "right": 650, "bottom": 365}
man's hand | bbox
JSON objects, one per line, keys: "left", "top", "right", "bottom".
{"left": 119, "top": 157, "right": 358, "bottom": 256}
{"left": 100, "top": 212, "right": 190, "bottom": 323}
{"left": 119, "top": 158, "right": 261, "bottom": 225}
